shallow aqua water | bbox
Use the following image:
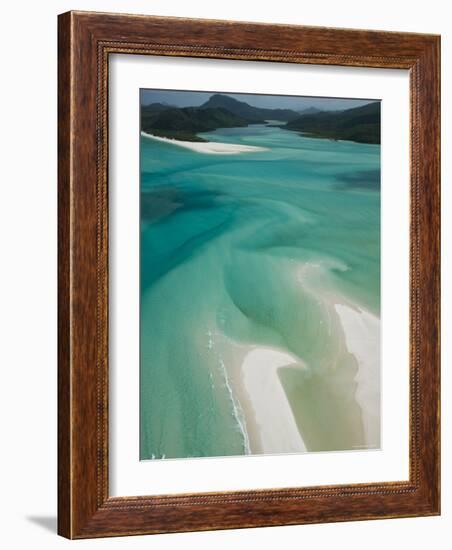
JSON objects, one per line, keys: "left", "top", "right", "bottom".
{"left": 139, "top": 124, "right": 380, "bottom": 460}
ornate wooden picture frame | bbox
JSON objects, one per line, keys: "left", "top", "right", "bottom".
{"left": 58, "top": 11, "right": 440, "bottom": 539}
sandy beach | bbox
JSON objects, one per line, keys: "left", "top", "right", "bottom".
{"left": 335, "top": 304, "right": 380, "bottom": 448}
{"left": 240, "top": 347, "right": 307, "bottom": 454}
{"left": 214, "top": 266, "right": 381, "bottom": 456}
{"left": 141, "top": 131, "right": 268, "bottom": 155}
{"left": 293, "top": 261, "right": 380, "bottom": 449}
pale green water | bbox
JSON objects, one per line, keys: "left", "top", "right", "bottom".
{"left": 140, "top": 124, "right": 380, "bottom": 459}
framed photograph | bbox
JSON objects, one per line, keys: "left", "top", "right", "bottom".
{"left": 58, "top": 11, "right": 440, "bottom": 538}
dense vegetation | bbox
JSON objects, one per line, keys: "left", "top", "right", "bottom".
{"left": 285, "top": 102, "right": 381, "bottom": 144}
{"left": 141, "top": 105, "right": 249, "bottom": 142}
{"left": 200, "top": 94, "right": 301, "bottom": 122}
{"left": 141, "top": 94, "right": 380, "bottom": 144}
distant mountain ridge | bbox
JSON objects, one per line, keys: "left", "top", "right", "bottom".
{"left": 298, "top": 106, "right": 322, "bottom": 115}
{"left": 141, "top": 94, "right": 380, "bottom": 144}
{"left": 200, "top": 94, "right": 300, "bottom": 122}
{"left": 143, "top": 102, "right": 176, "bottom": 112}
{"left": 285, "top": 102, "right": 381, "bottom": 144}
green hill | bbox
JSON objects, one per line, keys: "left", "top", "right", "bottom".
{"left": 200, "top": 94, "right": 300, "bottom": 122}
{"left": 142, "top": 102, "right": 176, "bottom": 112}
{"left": 140, "top": 96, "right": 380, "bottom": 144}
{"left": 285, "top": 102, "right": 381, "bottom": 144}
{"left": 141, "top": 105, "right": 249, "bottom": 142}
{"left": 298, "top": 107, "right": 322, "bottom": 115}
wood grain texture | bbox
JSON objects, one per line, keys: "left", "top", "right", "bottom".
{"left": 57, "top": 10, "right": 440, "bottom": 539}
{"left": 57, "top": 10, "right": 72, "bottom": 539}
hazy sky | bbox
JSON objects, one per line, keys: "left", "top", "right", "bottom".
{"left": 140, "top": 89, "right": 377, "bottom": 111}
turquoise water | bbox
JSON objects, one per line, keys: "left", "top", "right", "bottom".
{"left": 139, "top": 124, "right": 380, "bottom": 459}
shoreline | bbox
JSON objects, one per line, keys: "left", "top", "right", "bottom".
{"left": 240, "top": 347, "right": 307, "bottom": 454}
{"left": 334, "top": 303, "right": 380, "bottom": 448}
{"left": 295, "top": 130, "right": 380, "bottom": 146}
{"left": 216, "top": 270, "right": 381, "bottom": 455}
{"left": 141, "top": 131, "right": 268, "bottom": 155}
{"left": 294, "top": 262, "right": 380, "bottom": 449}
{"left": 233, "top": 259, "right": 381, "bottom": 454}
{"left": 212, "top": 334, "right": 307, "bottom": 456}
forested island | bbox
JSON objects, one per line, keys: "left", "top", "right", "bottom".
{"left": 141, "top": 104, "right": 249, "bottom": 142}
{"left": 141, "top": 94, "right": 380, "bottom": 144}
{"left": 284, "top": 102, "right": 381, "bottom": 144}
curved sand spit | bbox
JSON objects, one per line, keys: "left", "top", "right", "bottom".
{"left": 141, "top": 131, "right": 268, "bottom": 155}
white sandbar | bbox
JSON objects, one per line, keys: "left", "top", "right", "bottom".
{"left": 141, "top": 131, "right": 268, "bottom": 155}
{"left": 334, "top": 304, "right": 380, "bottom": 448}
{"left": 241, "top": 347, "right": 307, "bottom": 454}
